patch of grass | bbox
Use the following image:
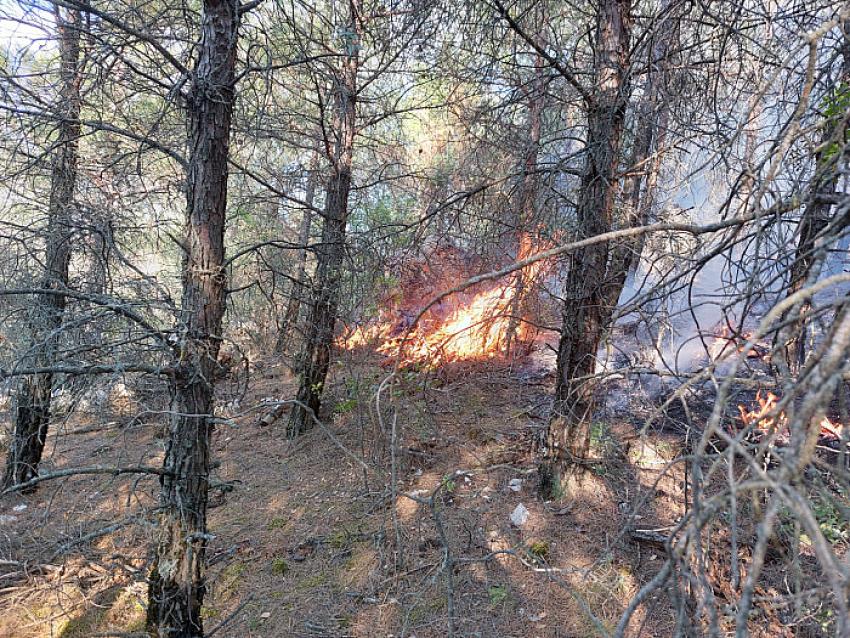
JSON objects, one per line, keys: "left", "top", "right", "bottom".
{"left": 654, "top": 440, "right": 675, "bottom": 459}
{"left": 32, "top": 604, "right": 53, "bottom": 620}
{"left": 813, "top": 496, "right": 849, "bottom": 544}
{"left": 329, "top": 530, "right": 349, "bottom": 549}
{"left": 488, "top": 584, "right": 508, "bottom": 606}
{"left": 217, "top": 560, "right": 246, "bottom": 600}
{"left": 59, "top": 610, "right": 105, "bottom": 638}
{"left": 295, "top": 571, "right": 329, "bottom": 592}
{"left": 590, "top": 422, "right": 615, "bottom": 456}
{"left": 200, "top": 606, "right": 221, "bottom": 619}
{"left": 527, "top": 540, "right": 550, "bottom": 564}
{"left": 442, "top": 473, "right": 457, "bottom": 494}
{"left": 334, "top": 398, "right": 358, "bottom": 414}
{"left": 408, "top": 604, "right": 427, "bottom": 624}
{"left": 271, "top": 557, "right": 289, "bottom": 576}
{"left": 125, "top": 616, "right": 147, "bottom": 632}
{"left": 267, "top": 516, "right": 288, "bottom": 531}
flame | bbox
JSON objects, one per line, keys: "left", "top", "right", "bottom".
{"left": 738, "top": 391, "right": 785, "bottom": 431}
{"left": 737, "top": 390, "right": 843, "bottom": 441}
{"left": 340, "top": 234, "right": 552, "bottom": 366}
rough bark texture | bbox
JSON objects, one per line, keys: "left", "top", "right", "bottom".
{"left": 146, "top": 1, "right": 240, "bottom": 636}
{"left": 3, "top": 7, "right": 81, "bottom": 490}
{"left": 540, "top": 0, "right": 631, "bottom": 498}
{"left": 289, "top": 21, "right": 359, "bottom": 435}
{"left": 780, "top": 27, "right": 850, "bottom": 373}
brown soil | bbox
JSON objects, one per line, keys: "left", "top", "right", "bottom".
{"left": 0, "top": 349, "right": 838, "bottom": 637}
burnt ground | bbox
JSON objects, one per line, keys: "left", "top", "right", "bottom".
{"left": 0, "top": 347, "right": 844, "bottom": 637}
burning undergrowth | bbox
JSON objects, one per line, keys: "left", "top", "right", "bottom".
{"left": 340, "top": 235, "right": 556, "bottom": 367}
{"left": 735, "top": 389, "right": 845, "bottom": 449}
{"left": 705, "top": 327, "right": 847, "bottom": 450}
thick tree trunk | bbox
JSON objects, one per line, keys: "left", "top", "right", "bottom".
{"left": 780, "top": 27, "right": 850, "bottom": 373}
{"left": 277, "top": 149, "right": 320, "bottom": 355}
{"left": 540, "top": 0, "right": 631, "bottom": 498}
{"left": 146, "top": 2, "right": 240, "bottom": 636}
{"left": 3, "top": 7, "right": 81, "bottom": 490}
{"left": 288, "top": 23, "right": 359, "bottom": 435}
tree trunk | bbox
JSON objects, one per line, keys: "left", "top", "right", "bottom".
{"left": 146, "top": 1, "right": 240, "bottom": 636}
{"left": 505, "top": 51, "right": 546, "bottom": 356}
{"left": 3, "top": 7, "right": 81, "bottom": 490}
{"left": 288, "top": 17, "right": 359, "bottom": 435}
{"left": 540, "top": 0, "right": 631, "bottom": 498}
{"left": 603, "top": 0, "right": 677, "bottom": 310}
{"left": 277, "top": 148, "right": 320, "bottom": 355}
{"left": 780, "top": 26, "right": 850, "bottom": 373}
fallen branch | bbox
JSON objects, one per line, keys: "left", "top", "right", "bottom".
{"left": 2, "top": 466, "right": 170, "bottom": 494}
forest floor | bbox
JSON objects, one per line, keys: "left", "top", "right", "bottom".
{"left": 0, "top": 343, "right": 839, "bottom": 637}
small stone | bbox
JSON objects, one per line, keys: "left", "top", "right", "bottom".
{"left": 260, "top": 612, "right": 271, "bottom": 619}
{"left": 510, "top": 503, "right": 530, "bottom": 527}
{"left": 508, "top": 478, "right": 522, "bottom": 492}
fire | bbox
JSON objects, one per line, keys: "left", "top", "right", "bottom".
{"left": 738, "top": 391, "right": 786, "bottom": 431}
{"left": 340, "top": 234, "right": 552, "bottom": 366}
{"left": 737, "top": 390, "right": 843, "bottom": 441}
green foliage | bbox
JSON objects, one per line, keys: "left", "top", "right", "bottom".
{"left": 334, "top": 397, "right": 358, "bottom": 414}
{"left": 200, "top": 606, "right": 221, "bottom": 619}
{"left": 590, "top": 422, "right": 609, "bottom": 448}
{"left": 820, "top": 82, "right": 850, "bottom": 163}
{"left": 812, "top": 496, "right": 849, "bottom": 544}
{"left": 267, "top": 516, "right": 288, "bottom": 531}
{"left": 295, "top": 571, "right": 329, "bottom": 591}
{"left": 442, "top": 473, "right": 457, "bottom": 494}
{"left": 822, "top": 82, "right": 850, "bottom": 120}
{"left": 527, "top": 540, "right": 550, "bottom": 564}
{"left": 271, "top": 557, "right": 289, "bottom": 576}
{"left": 488, "top": 584, "right": 508, "bottom": 606}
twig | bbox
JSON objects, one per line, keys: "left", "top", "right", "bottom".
{"left": 207, "top": 594, "right": 255, "bottom": 637}
{"left": 2, "top": 466, "right": 169, "bottom": 494}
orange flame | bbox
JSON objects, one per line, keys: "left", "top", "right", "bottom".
{"left": 738, "top": 391, "right": 785, "bottom": 431}
{"left": 737, "top": 390, "right": 843, "bottom": 440}
{"left": 340, "top": 235, "right": 552, "bottom": 366}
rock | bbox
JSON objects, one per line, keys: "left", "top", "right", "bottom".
{"left": 508, "top": 478, "right": 523, "bottom": 492}
{"left": 510, "top": 503, "right": 530, "bottom": 527}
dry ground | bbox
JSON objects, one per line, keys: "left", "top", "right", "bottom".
{"left": 0, "top": 347, "right": 842, "bottom": 637}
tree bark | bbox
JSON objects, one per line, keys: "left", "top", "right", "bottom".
{"left": 3, "top": 7, "right": 81, "bottom": 490}
{"left": 603, "top": 0, "right": 677, "bottom": 310}
{"left": 277, "top": 148, "right": 320, "bottom": 355}
{"left": 505, "top": 51, "right": 547, "bottom": 356}
{"left": 540, "top": 0, "right": 631, "bottom": 498}
{"left": 146, "top": 1, "right": 240, "bottom": 636}
{"left": 780, "top": 26, "right": 850, "bottom": 373}
{"left": 288, "top": 12, "right": 359, "bottom": 435}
